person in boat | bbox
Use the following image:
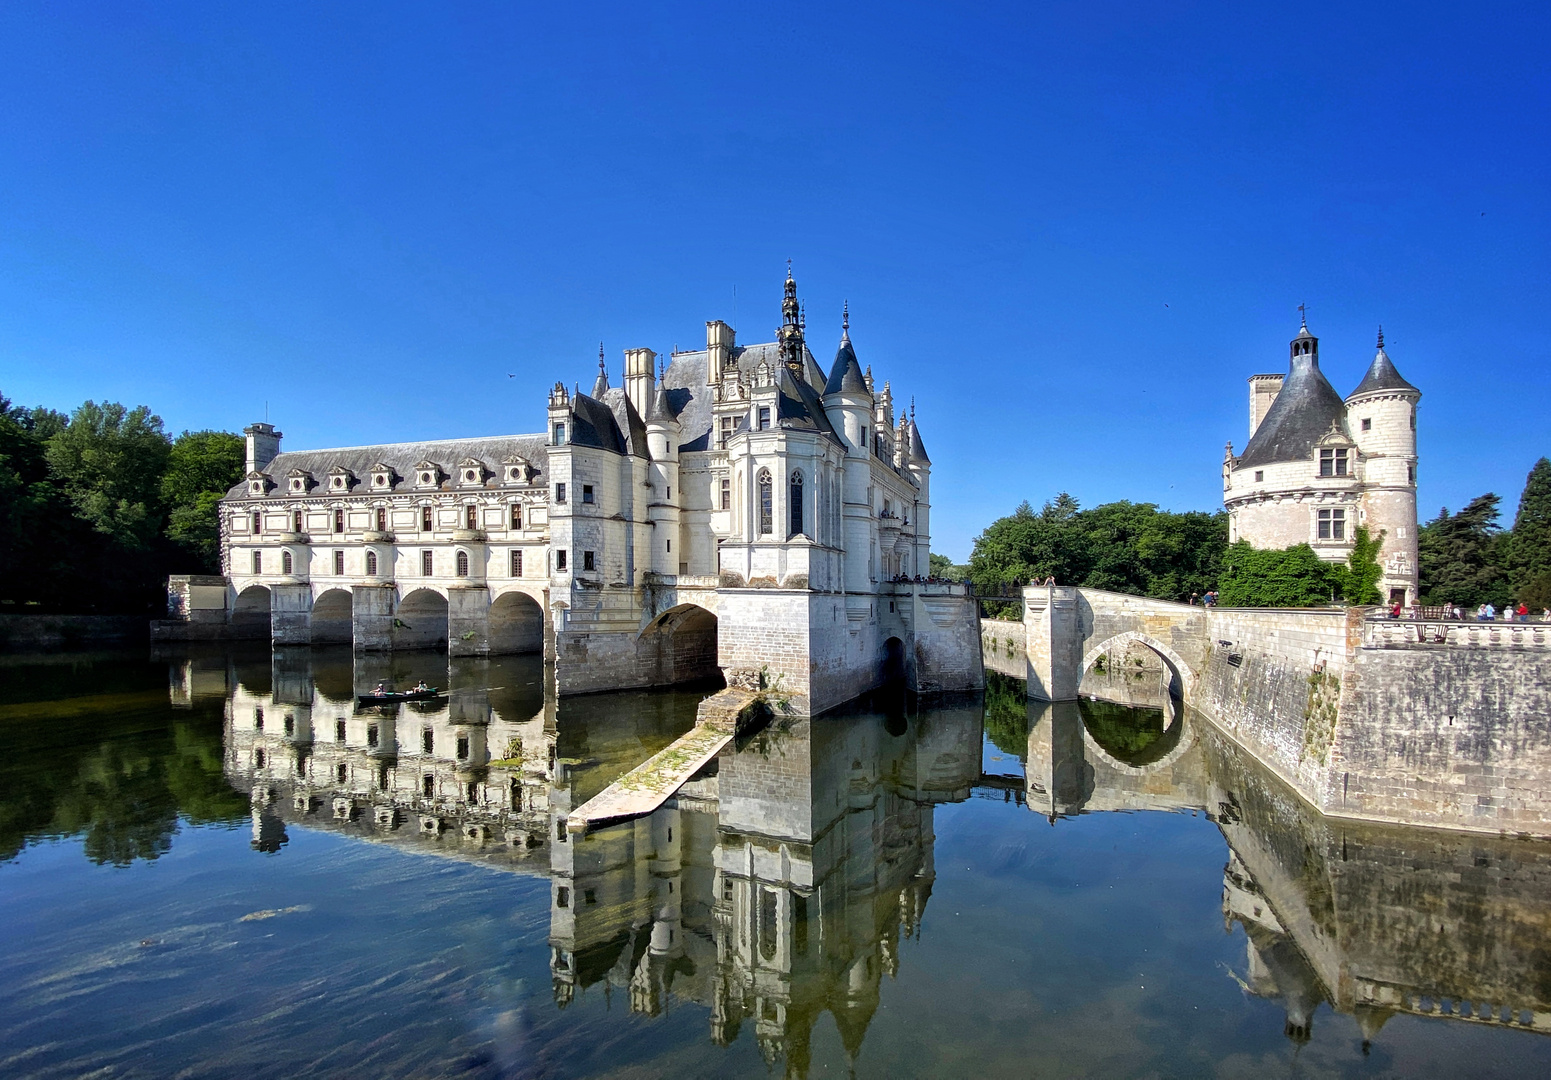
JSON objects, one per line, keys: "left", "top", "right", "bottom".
{"left": 414, "top": 680, "right": 430, "bottom": 692}
{"left": 373, "top": 682, "right": 388, "bottom": 696}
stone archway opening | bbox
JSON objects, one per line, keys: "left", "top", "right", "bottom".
{"left": 394, "top": 589, "right": 449, "bottom": 651}
{"left": 311, "top": 588, "right": 353, "bottom": 644}
{"left": 489, "top": 591, "right": 544, "bottom": 655}
{"left": 639, "top": 604, "right": 721, "bottom": 688}
{"left": 1076, "top": 633, "right": 1190, "bottom": 771}
{"left": 232, "top": 585, "right": 272, "bottom": 639}
{"left": 881, "top": 636, "right": 907, "bottom": 685}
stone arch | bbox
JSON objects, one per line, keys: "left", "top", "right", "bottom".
{"left": 638, "top": 603, "right": 721, "bottom": 687}
{"left": 1078, "top": 703, "right": 1196, "bottom": 776}
{"left": 311, "top": 588, "right": 353, "bottom": 644}
{"left": 881, "top": 636, "right": 907, "bottom": 685}
{"left": 394, "top": 587, "right": 449, "bottom": 651}
{"left": 233, "top": 585, "right": 272, "bottom": 639}
{"left": 1079, "top": 631, "right": 1197, "bottom": 704}
{"left": 489, "top": 589, "right": 544, "bottom": 655}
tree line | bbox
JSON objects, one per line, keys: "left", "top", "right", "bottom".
{"left": 0, "top": 393, "right": 244, "bottom": 613}
{"left": 958, "top": 456, "right": 1550, "bottom": 610}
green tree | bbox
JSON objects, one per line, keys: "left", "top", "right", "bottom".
{"left": 1509, "top": 458, "right": 1551, "bottom": 598}
{"left": 1217, "top": 541, "right": 1337, "bottom": 607}
{"left": 929, "top": 552, "right": 968, "bottom": 580}
{"left": 162, "top": 429, "right": 245, "bottom": 570}
{"left": 1335, "top": 526, "right": 1385, "bottom": 605}
{"left": 1418, "top": 495, "right": 1512, "bottom": 608}
{"left": 45, "top": 401, "right": 172, "bottom": 550}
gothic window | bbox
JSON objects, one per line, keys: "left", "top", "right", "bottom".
{"left": 465, "top": 504, "right": 478, "bottom": 529}
{"left": 720, "top": 477, "right": 730, "bottom": 510}
{"left": 334, "top": 550, "right": 345, "bottom": 575}
{"left": 1319, "top": 448, "right": 1349, "bottom": 477}
{"left": 252, "top": 551, "right": 262, "bottom": 574}
{"left": 422, "top": 550, "right": 434, "bottom": 576}
{"left": 365, "top": 550, "right": 378, "bottom": 576}
{"left": 555, "top": 483, "right": 567, "bottom": 504}
{"left": 251, "top": 511, "right": 262, "bottom": 533}
{"left": 757, "top": 470, "right": 773, "bottom": 535}
{"left": 1318, "top": 508, "right": 1346, "bottom": 541}
{"left": 582, "top": 484, "right": 594, "bottom": 504}
{"left": 281, "top": 550, "right": 293, "bottom": 574}
{"left": 582, "top": 550, "right": 595, "bottom": 571}
{"left": 789, "top": 471, "right": 804, "bottom": 537}
{"left": 456, "top": 550, "right": 470, "bottom": 577}
{"left": 375, "top": 507, "right": 386, "bottom": 531}
{"left": 510, "top": 503, "right": 522, "bottom": 529}
{"left": 510, "top": 549, "right": 523, "bottom": 576}
{"left": 759, "top": 888, "right": 778, "bottom": 962}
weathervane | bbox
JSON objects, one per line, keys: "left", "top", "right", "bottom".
{"left": 1298, "top": 302, "right": 1307, "bottom": 329}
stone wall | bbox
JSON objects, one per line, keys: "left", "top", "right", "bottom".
{"left": 980, "top": 618, "right": 1026, "bottom": 679}
{"left": 0, "top": 614, "right": 149, "bottom": 651}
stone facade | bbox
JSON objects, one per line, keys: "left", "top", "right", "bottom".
{"left": 175, "top": 274, "right": 982, "bottom": 715}
{"left": 1224, "top": 323, "right": 1420, "bottom": 606}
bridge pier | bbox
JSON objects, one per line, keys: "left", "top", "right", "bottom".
{"left": 1023, "top": 585, "right": 1083, "bottom": 701}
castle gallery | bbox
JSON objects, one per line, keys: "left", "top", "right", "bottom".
{"left": 192, "top": 274, "right": 984, "bottom": 715}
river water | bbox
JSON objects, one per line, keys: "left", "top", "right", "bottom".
{"left": 1, "top": 648, "right": 1548, "bottom": 1079}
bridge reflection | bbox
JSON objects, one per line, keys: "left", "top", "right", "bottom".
{"left": 193, "top": 652, "right": 1551, "bottom": 1073}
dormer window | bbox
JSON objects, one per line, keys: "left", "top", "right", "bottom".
{"left": 369, "top": 462, "right": 396, "bottom": 490}
{"left": 328, "top": 466, "right": 355, "bottom": 492}
{"left": 553, "top": 423, "right": 567, "bottom": 445}
{"left": 412, "top": 460, "right": 442, "bottom": 489}
{"left": 1319, "top": 448, "right": 1349, "bottom": 477}
{"left": 290, "top": 477, "right": 305, "bottom": 493}
{"left": 757, "top": 406, "right": 771, "bottom": 431}
{"left": 247, "top": 470, "right": 272, "bottom": 497}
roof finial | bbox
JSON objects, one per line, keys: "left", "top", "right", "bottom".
{"left": 786, "top": 258, "right": 792, "bottom": 282}
{"left": 1298, "top": 302, "right": 1307, "bottom": 330}
{"left": 598, "top": 342, "right": 606, "bottom": 370}
{"left": 1376, "top": 324, "right": 1384, "bottom": 350}
{"left": 842, "top": 300, "right": 849, "bottom": 333}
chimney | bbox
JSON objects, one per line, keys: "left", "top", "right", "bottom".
{"left": 623, "top": 348, "right": 656, "bottom": 417}
{"left": 244, "top": 423, "right": 282, "bottom": 474}
{"left": 706, "top": 320, "right": 735, "bottom": 385}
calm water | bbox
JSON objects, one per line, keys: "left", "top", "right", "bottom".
{"left": 2, "top": 650, "right": 1549, "bottom": 1079}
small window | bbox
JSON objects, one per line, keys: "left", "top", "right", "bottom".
{"left": 333, "top": 509, "right": 344, "bottom": 533}
{"left": 375, "top": 507, "right": 386, "bottom": 531}
{"left": 365, "top": 550, "right": 378, "bottom": 576}
{"left": 456, "top": 550, "right": 470, "bottom": 577}
{"left": 367, "top": 724, "right": 378, "bottom": 747}
{"left": 1254, "top": 470, "right": 1264, "bottom": 483}
{"left": 582, "top": 550, "right": 595, "bottom": 571}
{"left": 510, "top": 549, "right": 523, "bottom": 576}
{"left": 467, "top": 781, "right": 478, "bottom": 801}
{"left": 584, "top": 889, "right": 596, "bottom": 905}
{"left": 1361, "top": 417, "right": 1372, "bottom": 432}
{"left": 757, "top": 405, "right": 771, "bottom": 430}
{"left": 334, "top": 550, "right": 345, "bottom": 575}
{"left": 1317, "top": 507, "right": 1346, "bottom": 541}
{"left": 456, "top": 736, "right": 469, "bottom": 760}
{"left": 422, "top": 550, "right": 434, "bottom": 576}
{"left": 719, "top": 416, "right": 735, "bottom": 449}
{"left": 556, "top": 819, "right": 566, "bottom": 842}
{"left": 252, "top": 511, "right": 262, "bottom": 533}
{"left": 253, "top": 551, "right": 263, "bottom": 574}
{"left": 556, "top": 886, "right": 570, "bottom": 909}
{"left": 553, "top": 423, "right": 566, "bottom": 444}
{"left": 555, "top": 482, "right": 567, "bottom": 504}
{"left": 293, "top": 511, "right": 303, "bottom": 533}
{"left": 1318, "top": 448, "right": 1349, "bottom": 477}
{"left": 556, "top": 549, "right": 567, "bottom": 571}
{"left": 254, "top": 748, "right": 265, "bottom": 768}
{"left": 464, "top": 470, "right": 476, "bottom": 483}
{"left": 422, "top": 729, "right": 433, "bottom": 753}
{"left": 510, "top": 504, "right": 522, "bottom": 529}
{"left": 666, "top": 539, "right": 671, "bottom": 553}
{"left": 336, "top": 719, "right": 346, "bottom": 742}
{"left": 255, "top": 707, "right": 264, "bottom": 730}
{"left": 720, "top": 478, "right": 730, "bottom": 510}
{"left": 282, "top": 550, "right": 293, "bottom": 574}
{"left": 336, "top": 763, "right": 348, "bottom": 784}
{"left": 423, "top": 774, "right": 434, "bottom": 797}
{"left": 1408, "top": 465, "right": 1416, "bottom": 484}
{"left": 420, "top": 471, "right": 432, "bottom": 485}
{"left": 582, "top": 484, "right": 594, "bottom": 504}
{"left": 465, "top": 504, "right": 478, "bottom": 530}
{"left": 421, "top": 505, "right": 433, "bottom": 531}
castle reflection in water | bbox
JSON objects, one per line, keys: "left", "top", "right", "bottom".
{"left": 188, "top": 649, "right": 1551, "bottom": 1074}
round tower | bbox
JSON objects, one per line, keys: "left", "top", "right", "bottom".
{"left": 1345, "top": 327, "right": 1420, "bottom": 605}
{"left": 644, "top": 368, "right": 682, "bottom": 575}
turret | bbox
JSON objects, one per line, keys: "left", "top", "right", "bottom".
{"left": 776, "top": 269, "right": 806, "bottom": 378}
{"left": 645, "top": 363, "right": 682, "bottom": 574}
{"left": 591, "top": 344, "right": 610, "bottom": 398}
{"left": 1346, "top": 326, "right": 1421, "bottom": 605}
{"left": 821, "top": 304, "right": 873, "bottom": 456}
{"left": 244, "top": 423, "right": 282, "bottom": 475}
{"left": 906, "top": 405, "right": 931, "bottom": 575}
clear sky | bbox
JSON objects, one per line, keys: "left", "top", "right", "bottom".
{"left": 1, "top": 2, "right": 1546, "bottom": 561}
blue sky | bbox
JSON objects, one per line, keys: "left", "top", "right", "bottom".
{"left": 1, "top": 2, "right": 1546, "bottom": 560}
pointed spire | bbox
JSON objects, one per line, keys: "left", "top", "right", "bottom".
{"left": 1376, "top": 324, "right": 1385, "bottom": 350}
{"left": 841, "top": 300, "right": 850, "bottom": 341}
{"left": 592, "top": 343, "right": 609, "bottom": 398}
{"left": 1299, "top": 302, "right": 1308, "bottom": 330}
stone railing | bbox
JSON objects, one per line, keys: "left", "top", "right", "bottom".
{"left": 1365, "top": 618, "right": 1551, "bottom": 649}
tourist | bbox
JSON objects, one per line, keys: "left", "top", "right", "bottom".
{"left": 1203, "top": 590, "right": 1218, "bottom": 608}
{"left": 1485, "top": 603, "right": 1497, "bottom": 622}
{"left": 1476, "top": 604, "right": 1488, "bottom": 622}
{"left": 1189, "top": 592, "right": 1199, "bottom": 606}
{"left": 1390, "top": 600, "right": 1403, "bottom": 619}
{"left": 1517, "top": 602, "right": 1529, "bottom": 622}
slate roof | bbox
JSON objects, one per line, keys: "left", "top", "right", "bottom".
{"left": 824, "top": 335, "right": 869, "bottom": 395}
{"left": 568, "top": 387, "right": 647, "bottom": 456}
{"left": 1235, "top": 354, "right": 1348, "bottom": 470}
{"left": 659, "top": 340, "right": 830, "bottom": 453}
{"left": 224, "top": 434, "right": 550, "bottom": 499}
{"left": 1347, "top": 348, "right": 1418, "bottom": 399}
{"left": 908, "top": 419, "right": 930, "bottom": 464}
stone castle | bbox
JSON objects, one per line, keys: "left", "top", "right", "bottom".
{"left": 172, "top": 273, "right": 983, "bottom": 714}
{"left": 1223, "top": 319, "right": 1421, "bottom": 605}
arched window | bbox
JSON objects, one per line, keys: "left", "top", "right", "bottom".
{"left": 456, "top": 550, "right": 470, "bottom": 577}
{"left": 365, "top": 550, "right": 378, "bottom": 576}
{"left": 789, "top": 471, "right": 804, "bottom": 537}
{"left": 757, "top": 470, "right": 773, "bottom": 535}
{"left": 281, "top": 550, "right": 293, "bottom": 574}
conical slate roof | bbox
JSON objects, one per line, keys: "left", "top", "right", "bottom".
{"left": 908, "top": 419, "right": 930, "bottom": 464}
{"left": 824, "top": 335, "right": 869, "bottom": 396}
{"left": 1236, "top": 352, "right": 1347, "bottom": 470}
{"left": 1348, "top": 347, "right": 1417, "bottom": 399}
{"left": 645, "top": 379, "right": 674, "bottom": 423}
